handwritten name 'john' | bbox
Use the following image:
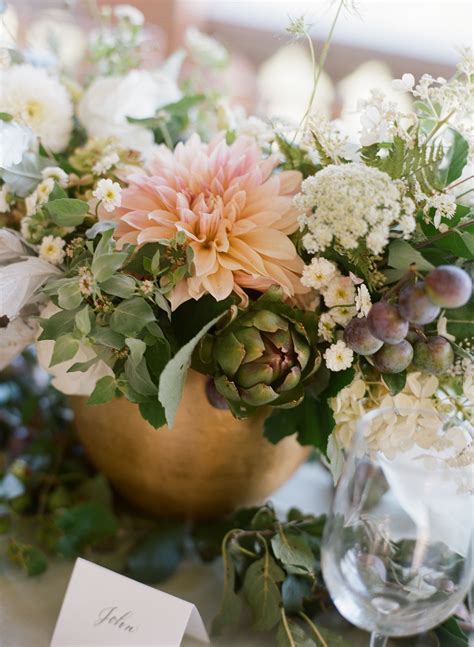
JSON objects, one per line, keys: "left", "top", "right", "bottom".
{"left": 94, "top": 606, "right": 138, "bottom": 633}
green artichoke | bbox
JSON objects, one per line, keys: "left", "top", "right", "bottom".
{"left": 199, "top": 288, "right": 320, "bottom": 417}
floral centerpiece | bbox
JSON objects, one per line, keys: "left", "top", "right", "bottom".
{"left": 0, "top": 5, "right": 472, "bottom": 499}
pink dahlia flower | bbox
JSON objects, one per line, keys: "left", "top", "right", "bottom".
{"left": 108, "top": 134, "right": 307, "bottom": 309}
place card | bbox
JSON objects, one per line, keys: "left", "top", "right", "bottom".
{"left": 50, "top": 557, "right": 209, "bottom": 646}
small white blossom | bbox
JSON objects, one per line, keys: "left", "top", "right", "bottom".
{"left": 36, "top": 178, "right": 55, "bottom": 205}
{"left": 357, "top": 88, "right": 417, "bottom": 147}
{"left": 322, "top": 276, "right": 356, "bottom": 308}
{"left": 324, "top": 340, "right": 354, "bottom": 372}
{"left": 331, "top": 306, "right": 357, "bottom": 327}
{"left": 392, "top": 73, "right": 415, "bottom": 92}
{"left": 399, "top": 214, "right": 416, "bottom": 238}
{"left": 41, "top": 166, "right": 69, "bottom": 187}
{"left": 355, "top": 284, "right": 372, "bottom": 318}
{"left": 114, "top": 4, "right": 144, "bottom": 25}
{"left": 39, "top": 235, "right": 66, "bottom": 265}
{"left": 318, "top": 312, "right": 336, "bottom": 342}
{"left": 25, "top": 191, "right": 38, "bottom": 216}
{"left": 79, "top": 267, "right": 94, "bottom": 296}
{"left": 93, "top": 178, "right": 122, "bottom": 212}
{"left": 301, "top": 257, "right": 339, "bottom": 290}
{"left": 0, "top": 185, "right": 11, "bottom": 212}
{"left": 92, "top": 152, "right": 120, "bottom": 175}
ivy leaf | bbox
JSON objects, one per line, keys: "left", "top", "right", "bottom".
{"left": 55, "top": 502, "right": 118, "bottom": 557}
{"left": 58, "top": 281, "right": 82, "bottom": 310}
{"left": 158, "top": 313, "right": 226, "bottom": 428}
{"left": 138, "top": 401, "right": 166, "bottom": 429}
{"left": 109, "top": 297, "right": 155, "bottom": 336}
{"left": 1, "top": 152, "right": 50, "bottom": 197}
{"left": 264, "top": 396, "right": 333, "bottom": 454}
{"left": 281, "top": 575, "right": 313, "bottom": 613}
{"left": 38, "top": 307, "right": 79, "bottom": 341}
{"left": 382, "top": 370, "right": 407, "bottom": 395}
{"left": 45, "top": 198, "right": 89, "bottom": 226}
{"left": 271, "top": 529, "right": 315, "bottom": 574}
{"left": 91, "top": 252, "right": 129, "bottom": 283}
{"left": 100, "top": 274, "right": 136, "bottom": 298}
{"left": 242, "top": 552, "right": 285, "bottom": 631}
{"left": 212, "top": 533, "right": 243, "bottom": 635}
{"left": 126, "top": 522, "right": 186, "bottom": 584}
{"left": 50, "top": 335, "right": 79, "bottom": 367}
{"left": 276, "top": 616, "right": 314, "bottom": 647}
{"left": 87, "top": 376, "right": 117, "bottom": 405}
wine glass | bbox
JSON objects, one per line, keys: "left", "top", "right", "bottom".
{"left": 321, "top": 407, "right": 474, "bottom": 647}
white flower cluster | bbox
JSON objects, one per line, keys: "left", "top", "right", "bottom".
{"left": 415, "top": 183, "right": 457, "bottom": 230}
{"left": 304, "top": 113, "right": 349, "bottom": 163}
{"left": 296, "top": 163, "right": 413, "bottom": 256}
{"left": 357, "top": 88, "right": 417, "bottom": 147}
{"left": 185, "top": 28, "right": 229, "bottom": 69}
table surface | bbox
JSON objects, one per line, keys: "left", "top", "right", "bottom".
{"left": 0, "top": 463, "right": 443, "bottom": 647}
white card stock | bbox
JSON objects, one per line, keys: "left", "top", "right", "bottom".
{"left": 50, "top": 558, "right": 209, "bottom": 646}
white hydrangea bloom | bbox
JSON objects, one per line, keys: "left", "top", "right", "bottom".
{"left": 330, "top": 377, "right": 367, "bottom": 449}
{"left": 321, "top": 276, "right": 356, "bottom": 308}
{"left": 0, "top": 64, "right": 73, "bottom": 151}
{"left": 93, "top": 178, "right": 122, "bottom": 212}
{"left": 324, "top": 340, "right": 354, "bottom": 372}
{"left": 301, "top": 257, "right": 339, "bottom": 290}
{"left": 297, "top": 163, "right": 408, "bottom": 256}
{"left": 39, "top": 235, "right": 66, "bottom": 265}
{"left": 392, "top": 73, "right": 415, "bottom": 92}
{"left": 357, "top": 88, "right": 417, "bottom": 146}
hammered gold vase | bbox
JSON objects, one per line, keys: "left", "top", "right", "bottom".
{"left": 71, "top": 370, "right": 310, "bottom": 519}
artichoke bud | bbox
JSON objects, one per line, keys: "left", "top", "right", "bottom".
{"left": 245, "top": 310, "right": 288, "bottom": 333}
{"left": 215, "top": 333, "right": 245, "bottom": 377}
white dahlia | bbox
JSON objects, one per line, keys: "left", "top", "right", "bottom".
{"left": 0, "top": 64, "right": 73, "bottom": 152}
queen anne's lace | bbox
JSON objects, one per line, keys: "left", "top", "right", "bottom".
{"left": 296, "top": 163, "right": 410, "bottom": 256}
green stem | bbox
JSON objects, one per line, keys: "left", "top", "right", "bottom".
{"left": 160, "top": 123, "right": 174, "bottom": 150}
{"left": 415, "top": 219, "right": 474, "bottom": 249}
{"left": 292, "top": 0, "right": 344, "bottom": 142}
{"left": 299, "top": 611, "right": 328, "bottom": 647}
{"left": 424, "top": 109, "right": 456, "bottom": 143}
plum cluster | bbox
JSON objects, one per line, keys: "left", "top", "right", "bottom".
{"left": 344, "top": 266, "right": 472, "bottom": 375}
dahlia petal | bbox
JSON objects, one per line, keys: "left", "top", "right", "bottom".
{"left": 240, "top": 229, "right": 297, "bottom": 260}
{"left": 279, "top": 170, "right": 302, "bottom": 195}
{"left": 191, "top": 242, "right": 217, "bottom": 276}
{"left": 202, "top": 267, "right": 234, "bottom": 301}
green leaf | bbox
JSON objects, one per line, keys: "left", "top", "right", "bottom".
{"left": 432, "top": 231, "right": 474, "bottom": 260}
{"left": 39, "top": 308, "right": 79, "bottom": 340}
{"left": 171, "top": 293, "right": 237, "bottom": 345}
{"left": 445, "top": 297, "right": 474, "bottom": 341}
{"left": 87, "top": 376, "right": 117, "bottom": 405}
{"left": 0, "top": 111, "right": 13, "bottom": 121}
{"left": 75, "top": 306, "right": 92, "bottom": 335}
{"left": 58, "top": 281, "right": 83, "bottom": 310}
{"left": 126, "top": 338, "right": 146, "bottom": 367}
{"left": 56, "top": 502, "right": 118, "bottom": 557}
{"left": 49, "top": 182, "right": 67, "bottom": 201}
{"left": 145, "top": 338, "right": 171, "bottom": 382}
{"left": 271, "top": 529, "right": 315, "bottom": 574}
{"left": 276, "top": 616, "right": 314, "bottom": 647}
{"left": 92, "top": 252, "right": 129, "bottom": 283}
{"left": 7, "top": 541, "right": 48, "bottom": 577}
{"left": 139, "top": 401, "right": 166, "bottom": 429}
{"left": 323, "top": 368, "right": 355, "bottom": 399}
{"left": 264, "top": 396, "right": 333, "bottom": 453}
{"left": 109, "top": 297, "right": 156, "bottom": 336}
{"left": 50, "top": 335, "right": 79, "bottom": 367}
{"left": 45, "top": 198, "right": 89, "bottom": 226}
{"left": 1, "top": 152, "right": 50, "bottom": 197}
{"left": 443, "top": 130, "right": 469, "bottom": 186}
{"left": 212, "top": 533, "right": 243, "bottom": 635}
{"left": 281, "top": 575, "right": 313, "bottom": 613}
{"left": 100, "top": 274, "right": 136, "bottom": 298}
{"left": 124, "top": 357, "right": 157, "bottom": 398}
{"left": 388, "top": 239, "right": 434, "bottom": 272}
{"left": 126, "top": 522, "right": 186, "bottom": 583}
{"left": 158, "top": 313, "right": 227, "bottom": 428}
{"left": 435, "top": 617, "right": 468, "bottom": 646}
{"left": 91, "top": 326, "right": 125, "bottom": 349}
{"left": 382, "top": 370, "right": 407, "bottom": 395}
{"left": 242, "top": 552, "right": 285, "bottom": 631}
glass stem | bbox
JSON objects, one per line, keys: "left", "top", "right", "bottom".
{"left": 370, "top": 633, "right": 388, "bottom": 647}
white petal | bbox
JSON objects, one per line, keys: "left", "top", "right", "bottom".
{"left": 0, "top": 318, "right": 38, "bottom": 370}
{"left": 0, "top": 229, "right": 25, "bottom": 264}
{"left": 0, "top": 257, "right": 61, "bottom": 320}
